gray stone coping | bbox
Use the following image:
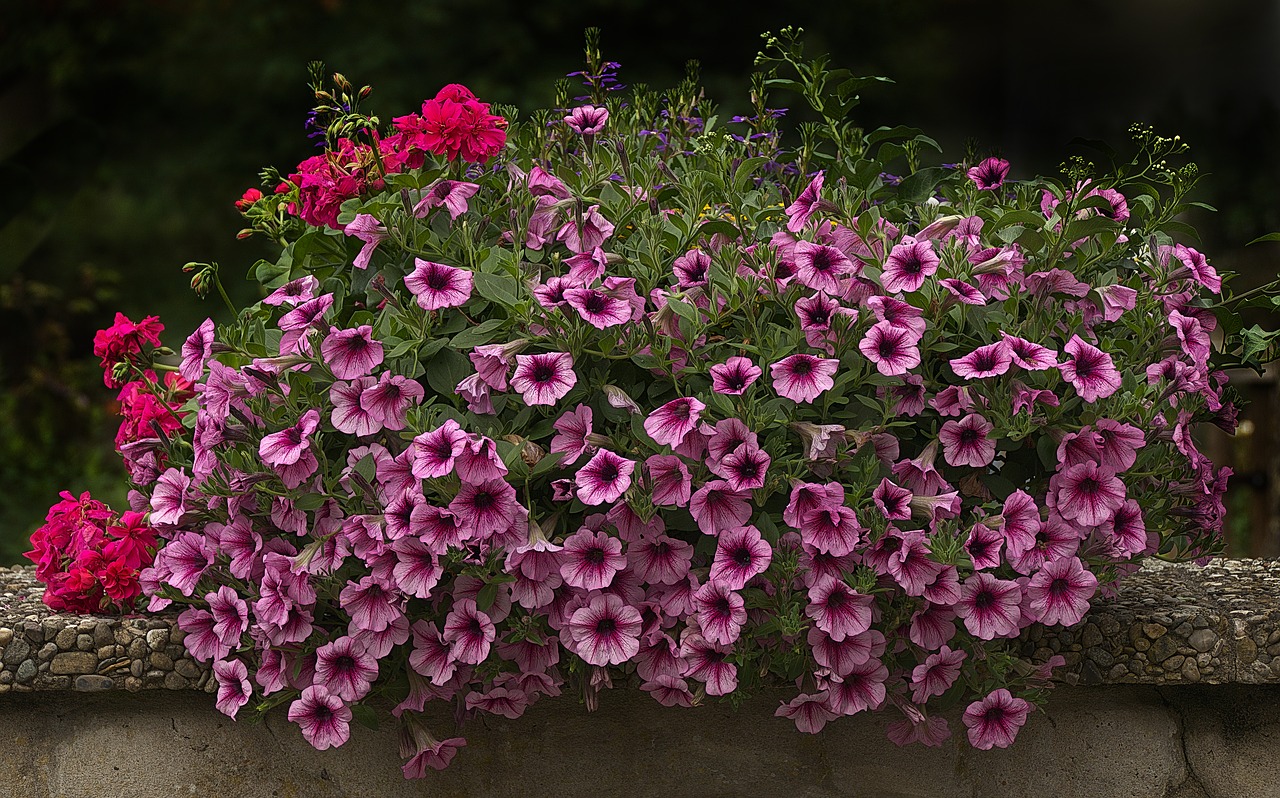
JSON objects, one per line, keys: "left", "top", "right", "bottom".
{"left": 0, "top": 558, "right": 1276, "bottom": 693}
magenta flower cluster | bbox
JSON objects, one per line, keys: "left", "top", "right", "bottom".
{"left": 38, "top": 36, "right": 1251, "bottom": 779}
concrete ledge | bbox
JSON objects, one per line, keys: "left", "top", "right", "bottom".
{"left": 3, "top": 560, "right": 1280, "bottom": 693}
{"left": 0, "top": 684, "right": 1277, "bottom": 797}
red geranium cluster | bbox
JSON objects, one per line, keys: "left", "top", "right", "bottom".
{"left": 288, "top": 138, "right": 385, "bottom": 230}
{"left": 25, "top": 492, "right": 157, "bottom": 613}
{"left": 92, "top": 312, "right": 164, "bottom": 388}
{"left": 390, "top": 84, "right": 507, "bottom": 165}
{"left": 114, "top": 370, "right": 193, "bottom": 448}
{"left": 279, "top": 85, "right": 506, "bottom": 230}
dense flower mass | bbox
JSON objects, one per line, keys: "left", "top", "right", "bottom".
{"left": 32, "top": 29, "right": 1267, "bottom": 781}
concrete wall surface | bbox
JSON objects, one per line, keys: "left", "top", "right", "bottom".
{"left": 0, "top": 684, "right": 1277, "bottom": 798}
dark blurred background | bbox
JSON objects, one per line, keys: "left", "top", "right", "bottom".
{"left": 2, "top": 0, "right": 1278, "bottom": 563}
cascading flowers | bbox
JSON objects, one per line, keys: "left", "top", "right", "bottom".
{"left": 32, "top": 27, "right": 1279, "bottom": 779}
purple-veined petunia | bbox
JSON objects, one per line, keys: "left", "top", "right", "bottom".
{"left": 405, "top": 259, "right": 473, "bottom": 311}
{"left": 575, "top": 449, "right": 635, "bottom": 506}
{"left": 793, "top": 240, "right": 855, "bottom": 294}
{"left": 1060, "top": 334, "right": 1122, "bottom": 402}
{"left": 950, "top": 341, "right": 1013, "bottom": 380}
{"left": 938, "top": 413, "right": 996, "bottom": 468}
{"left": 259, "top": 409, "right": 320, "bottom": 468}
{"left": 785, "top": 172, "right": 824, "bottom": 232}
{"left": 644, "top": 396, "right": 706, "bottom": 448}
{"left": 559, "top": 528, "right": 626, "bottom": 591}
{"left": 288, "top": 685, "right": 352, "bottom": 751}
{"left": 212, "top": 658, "right": 252, "bottom": 719}
{"left": 314, "top": 636, "right": 378, "bottom": 702}
{"left": 963, "top": 688, "right": 1031, "bottom": 750}
{"left": 442, "top": 598, "right": 495, "bottom": 665}
{"left": 955, "top": 572, "right": 1023, "bottom": 640}
{"left": 805, "top": 577, "right": 873, "bottom": 641}
{"left": 709, "top": 525, "right": 772, "bottom": 590}
{"left": 510, "top": 351, "right": 577, "bottom": 406}
{"left": 859, "top": 321, "right": 922, "bottom": 377}
{"left": 709, "top": 356, "right": 762, "bottom": 395}
{"left": 1052, "top": 461, "right": 1126, "bottom": 527}
{"left": 1025, "top": 556, "right": 1098, "bottom": 626}
{"left": 567, "top": 593, "right": 641, "bottom": 666}
{"left": 967, "top": 157, "right": 1010, "bottom": 190}
{"left": 770, "top": 353, "right": 838, "bottom": 404}
{"left": 880, "top": 237, "right": 939, "bottom": 294}
{"left": 692, "top": 580, "right": 746, "bottom": 646}
{"left": 911, "top": 645, "right": 966, "bottom": 704}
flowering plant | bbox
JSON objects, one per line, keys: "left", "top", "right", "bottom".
{"left": 33, "top": 27, "right": 1272, "bottom": 774}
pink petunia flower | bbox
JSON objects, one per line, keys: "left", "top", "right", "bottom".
{"left": 963, "top": 689, "right": 1031, "bottom": 750}
{"left": 449, "top": 477, "right": 519, "bottom": 541}
{"left": 575, "top": 449, "right": 635, "bottom": 506}
{"left": 288, "top": 685, "right": 351, "bottom": 750}
{"left": 314, "top": 636, "right": 379, "bottom": 702}
{"left": 645, "top": 454, "right": 692, "bottom": 507}
{"left": 557, "top": 204, "right": 615, "bottom": 254}
{"left": 1052, "top": 461, "right": 1126, "bottom": 527}
{"left": 568, "top": 593, "right": 642, "bottom": 666}
{"left": 411, "top": 419, "right": 468, "bottom": 479}
{"left": 872, "top": 478, "right": 913, "bottom": 521}
{"left": 510, "top": 351, "right": 577, "bottom": 406}
{"left": 212, "top": 658, "right": 252, "bottom": 719}
{"left": 644, "top": 396, "right": 706, "bottom": 448}
{"left": 822, "top": 658, "right": 888, "bottom": 716}
{"left": 405, "top": 259, "right": 473, "bottom": 311}
{"left": 629, "top": 533, "right": 694, "bottom": 585}
{"left": 955, "top": 572, "right": 1023, "bottom": 639}
{"left": 360, "top": 372, "right": 423, "bottom": 431}
{"left": 339, "top": 575, "right": 404, "bottom": 634}
{"left": 770, "top": 353, "right": 838, "bottom": 404}
{"left": 263, "top": 275, "right": 319, "bottom": 307}
{"left": 1060, "top": 335, "right": 1122, "bottom": 402}
{"left": 806, "top": 577, "right": 873, "bottom": 641}
{"left": 344, "top": 213, "right": 388, "bottom": 270}
{"left": 709, "top": 525, "right": 773, "bottom": 589}
{"left": 967, "top": 157, "right": 1010, "bottom": 190}
{"left": 793, "top": 240, "right": 855, "bottom": 294}
{"left": 911, "top": 645, "right": 966, "bottom": 704}
{"left": 442, "top": 598, "right": 495, "bottom": 665}
{"left": 799, "top": 505, "right": 864, "bottom": 557}
{"left": 710, "top": 356, "right": 762, "bottom": 395}
{"left": 412, "top": 180, "right": 480, "bottom": 220}
{"left": 711, "top": 444, "right": 771, "bottom": 492}
{"left": 964, "top": 522, "right": 1005, "bottom": 570}
{"left": 559, "top": 528, "right": 626, "bottom": 591}
{"left": 550, "top": 404, "right": 596, "bottom": 466}
{"left": 321, "top": 325, "right": 384, "bottom": 380}
{"left": 950, "top": 341, "right": 1013, "bottom": 380}
{"left": 689, "top": 480, "right": 753, "bottom": 534}
{"left": 859, "top": 321, "right": 922, "bottom": 377}
{"left": 938, "top": 413, "right": 996, "bottom": 468}
{"left": 777, "top": 693, "right": 839, "bottom": 733}
{"left": 880, "top": 237, "right": 939, "bottom": 294}
{"left": 180, "top": 317, "right": 216, "bottom": 382}
{"left": 563, "top": 286, "right": 634, "bottom": 328}
{"left": 692, "top": 580, "right": 746, "bottom": 646}
{"left": 785, "top": 172, "right": 825, "bottom": 232}
{"left": 1025, "top": 556, "right": 1098, "bottom": 626}
{"left": 680, "top": 634, "right": 738, "bottom": 695}
{"left": 259, "top": 409, "right": 320, "bottom": 468}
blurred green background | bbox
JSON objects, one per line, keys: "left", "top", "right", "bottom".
{"left": 2, "top": 0, "right": 1278, "bottom": 563}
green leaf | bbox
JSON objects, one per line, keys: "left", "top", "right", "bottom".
{"left": 1246, "top": 231, "right": 1280, "bottom": 246}
{"left": 450, "top": 318, "right": 508, "bottom": 349}
{"left": 1061, "top": 216, "right": 1120, "bottom": 242}
{"left": 351, "top": 704, "right": 379, "bottom": 731}
{"left": 424, "top": 347, "right": 472, "bottom": 397}
{"left": 894, "top": 167, "right": 950, "bottom": 203}
{"left": 291, "top": 492, "right": 326, "bottom": 511}
{"left": 253, "top": 259, "right": 291, "bottom": 288}
{"left": 476, "top": 582, "right": 499, "bottom": 613}
{"left": 353, "top": 454, "right": 377, "bottom": 484}
{"left": 471, "top": 270, "right": 520, "bottom": 309}
{"left": 990, "top": 210, "right": 1047, "bottom": 233}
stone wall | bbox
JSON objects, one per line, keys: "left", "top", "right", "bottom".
{"left": 1, "top": 560, "right": 1278, "bottom": 798}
